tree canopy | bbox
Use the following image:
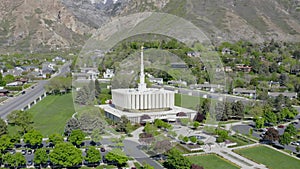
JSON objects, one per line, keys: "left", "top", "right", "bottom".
{"left": 49, "top": 142, "right": 83, "bottom": 167}
{"left": 23, "top": 130, "right": 43, "bottom": 147}
{"left": 85, "top": 146, "right": 101, "bottom": 163}
{"left": 105, "top": 148, "right": 128, "bottom": 167}
{"left": 34, "top": 148, "right": 48, "bottom": 165}
{"left": 164, "top": 148, "right": 191, "bottom": 169}
{"left": 68, "top": 129, "right": 85, "bottom": 146}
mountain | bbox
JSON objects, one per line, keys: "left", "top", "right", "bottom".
{"left": 0, "top": 0, "right": 299, "bottom": 53}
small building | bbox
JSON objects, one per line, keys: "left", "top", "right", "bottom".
{"left": 268, "top": 92, "right": 298, "bottom": 100}
{"left": 103, "top": 69, "right": 115, "bottom": 79}
{"left": 190, "top": 83, "right": 224, "bottom": 93}
{"left": 6, "top": 81, "right": 23, "bottom": 87}
{"left": 167, "top": 80, "right": 187, "bottom": 87}
{"left": 233, "top": 88, "right": 256, "bottom": 98}
{"left": 235, "top": 64, "right": 252, "bottom": 73}
{"left": 268, "top": 81, "right": 280, "bottom": 88}
{"left": 0, "top": 89, "right": 9, "bottom": 97}
{"left": 224, "top": 66, "right": 233, "bottom": 72}
{"left": 187, "top": 51, "right": 200, "bottom": 57}
{"left": 149, "top": 77, "right": 163, "bottom": 85}
{"left": 52, "top": 56, "right": 66, "bottom": 63}
{"left": 171, "top": 62, "right": 187, "bottom": 69}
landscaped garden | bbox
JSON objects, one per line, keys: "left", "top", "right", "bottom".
{"left": 234, "top": 145, "right": 300, "bottom": 169}
{"left": 187, "top": 154, "right": 240, "bottom": 169}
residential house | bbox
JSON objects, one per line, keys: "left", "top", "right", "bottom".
{"left": 6, "top": 81, "right": 23, "bottom": 87}
{"left": 0, "top": 89, "right": 9, "bottom": 97}
{"left": 224, "top": 66, "right": 233, "bottom": 72}
{"left": 190, "top": 83, "right": 224, "bottom": 93}
{"left": 268, "top": 92, "right": 298, "bottom": 100}
{"left": 167, "top": 80, "right": 187, "bottom": 87}
{"left": 235, "top": 64, "right": 252, "bottom": 73}
{"left": 268, "top": 81, "right": 280, "bottom": 88}
{"left": 103, "top": 69, "right": 115, "bottom": 79}
{"left": 149, "top": 77, "right": 163, "bottom": 85}
{"left": 187, "top": 51, "right": 200, "bottom": 57}
{"left": 233, "top": 88, "right": 256, "bottom": 99}
{"left": 171, "top": 63, "right": 187, "bottom": 69}
{"left": 42, "top": 62, "right": 56, "bottom": 78}
{"left": 52, "top": 56, "right": 66, "bottom": 63}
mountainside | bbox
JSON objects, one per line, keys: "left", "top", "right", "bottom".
{"left": 0, "top": 0, "right": 300, "bottom": 53}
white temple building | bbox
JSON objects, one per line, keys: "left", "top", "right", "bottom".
{"left": 99, "top": 46, "right": 197, "bottom": 123}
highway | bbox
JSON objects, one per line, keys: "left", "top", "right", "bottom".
{"left": 0, "top": 62, "right": 71, "bottom": 119}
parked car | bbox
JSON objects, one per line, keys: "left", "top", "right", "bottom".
{"left": 100, "top": 147, "right": 105, "bottom": 152}
{"left": 291, "top": 142, "right": 300, "bottom": 146}
{"left": 27, "top": 160, "right": 33, "bottom": 166}
{"left": 21, "top": 150, "right": 27, "bottom": 155}
{"left": 278, "top": 125, "right": 285, "bottom": 128}
{"left": 27, "top": 149, "right": 33, "bottom": 155}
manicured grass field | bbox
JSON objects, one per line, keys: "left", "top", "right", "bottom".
{"left": 234, "top": 146, "right": 300, "bottom": 169}
{"left": 188, "top": 154, "right": 240, "bottom": 169}
{"left": 175, "top": 93, "right": 201, "bottom": 109}
{"left": 27, "top": 93, "right": 75, "bottom": 136}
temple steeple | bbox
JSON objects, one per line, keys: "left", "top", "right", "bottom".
{"left": 138, "top": 46, "right": 147, "bottom": 91}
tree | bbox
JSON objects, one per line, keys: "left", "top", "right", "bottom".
{"left": 116, "top": 116, "right": 130, "bottom": 133}
{"left": 279, "top": 132, "right": 291, "bottom": 145}
{"left": 189, "top": 136, "right": 197, "bottom": 143}
{"left": 34, "top": 148, "right": 48, "bottom": 166}
{"left": 263, "top": 128, "right": 279, "bottom": 142}
{"left": 0, "top": 118, "right": 8, "bottom": 136}
{"left": 143, "top": 163, "right": 155, "bottom": 169}
{"left": 153, "top": 140, "right": 172, "bottom": 154}
{"left": 164, "top": 148, "right": 191, "bottom": 169}
{"left": 23, "top": 130, "right": 43, "bottom": 147}
{"left": 144, "top": 122, "right": 158, "bottom": 136}
{"left": 105, "top": 148, "right": 128, "bottom": 167}
{"left": 68, "top": 129, "right": 85, "bottom": 146}
{"left": 193, "top": 121, "right": 200, "bottom": 129}
{"left": 85, "top": 146, "right": 101, "bottom": 164}
{"left": 296, "top": 146, "right": 300, "bottom": 153}
{"left": 3, "top": 74, "right": 15, "bottom": 84}
{"left": 95, "top": 79, "right": 101, "bottom": 98}
{"left": 2, "top": 152, "right": 26, "bottom": 168}
{"left": 7, "top": 110, "right": 33, "bottom": 133}
{"left": 263, "top": 110, "right": 277, "bottom": 125}
{"left": 231, "top": 101, "right": 244, "bottom": 119}
{"left": 0, "top": 135, "right": 14, "bottom": 153}
{"left": 254, "top": 117, "right": 265, "bottom": 129}
{"left": 49, "top": 133, "right": 64, "bottom": 145}
{"left": 285, "top": 124, "right": 297, "bottom": 137}
{"left": 49, "top": 142, "right": 83, "bottom": 167}
{"left": 64, "top": 118, "right": 81, "bottom": 135}
{"left": 91, "top": 128, "right": 103, "bottom": 143}
{"left": 183, "top": 136, "right": 189, "bottom": 143}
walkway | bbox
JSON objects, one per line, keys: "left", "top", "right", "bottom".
{"left": 204, "top": 143, "right": 268, "bottom": 169}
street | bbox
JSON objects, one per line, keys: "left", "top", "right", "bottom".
{"left": 0, "top": 62, "right": 70, "bottom": 119}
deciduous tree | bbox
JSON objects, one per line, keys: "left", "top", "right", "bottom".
{"left": 49, "top": 133, "right": 64, "bottom": 145}
{"left": 263, "top": 128, "right": 279, "bottom": 142}
{"left": 164, "top": 148, "right": 191, "bottom": 169}
{"left": 68, "top": 129, "right": 85, "bottom": 147}
{"left": 105, "top": 148, "right": 128, "bottom": 167}
{"left": 85, "top": 146, "right": 101, "bottom": 164}
{"left": 49, "top": 142, "right": 83, "bottom": 167}
{"left": 0, "top": 135, "right": 14, "bottom": 153}
{"left": 34, "top": 148, "right": 48, "bottom": 166}
{"left": 23, "top": 130, "right": 43, "bottom": 147}
{"left": 279, "top": 132, "right": 291, "bottom": 146}
{"left": 0, "top": 118, "right": 8, "bottom": 136}
{"left": 7, "top": 110, "right": 33, "bottom": 133}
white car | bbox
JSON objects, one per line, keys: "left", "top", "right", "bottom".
{"left": 291, "top": 142, "right": 300, "bottom": 146}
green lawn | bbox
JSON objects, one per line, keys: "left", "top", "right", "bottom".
{"left": 175, "top": 93, "right": 202, "bottom": 109}
{"left": 188, "top": 154, "right": 240, "bottom": 169}
{"left": 234, "top": 146, "right": 300, "bottom": 169}
{"left": 27, "top": 93, "right": 75, "bottom": 136}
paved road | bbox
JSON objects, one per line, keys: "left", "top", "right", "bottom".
{"left": 0, "top": 62, "right": 70, "bottom": 119}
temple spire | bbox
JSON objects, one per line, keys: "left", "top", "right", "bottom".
{"left": 138, "top": 46, "right": 146, "bottom": 91}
